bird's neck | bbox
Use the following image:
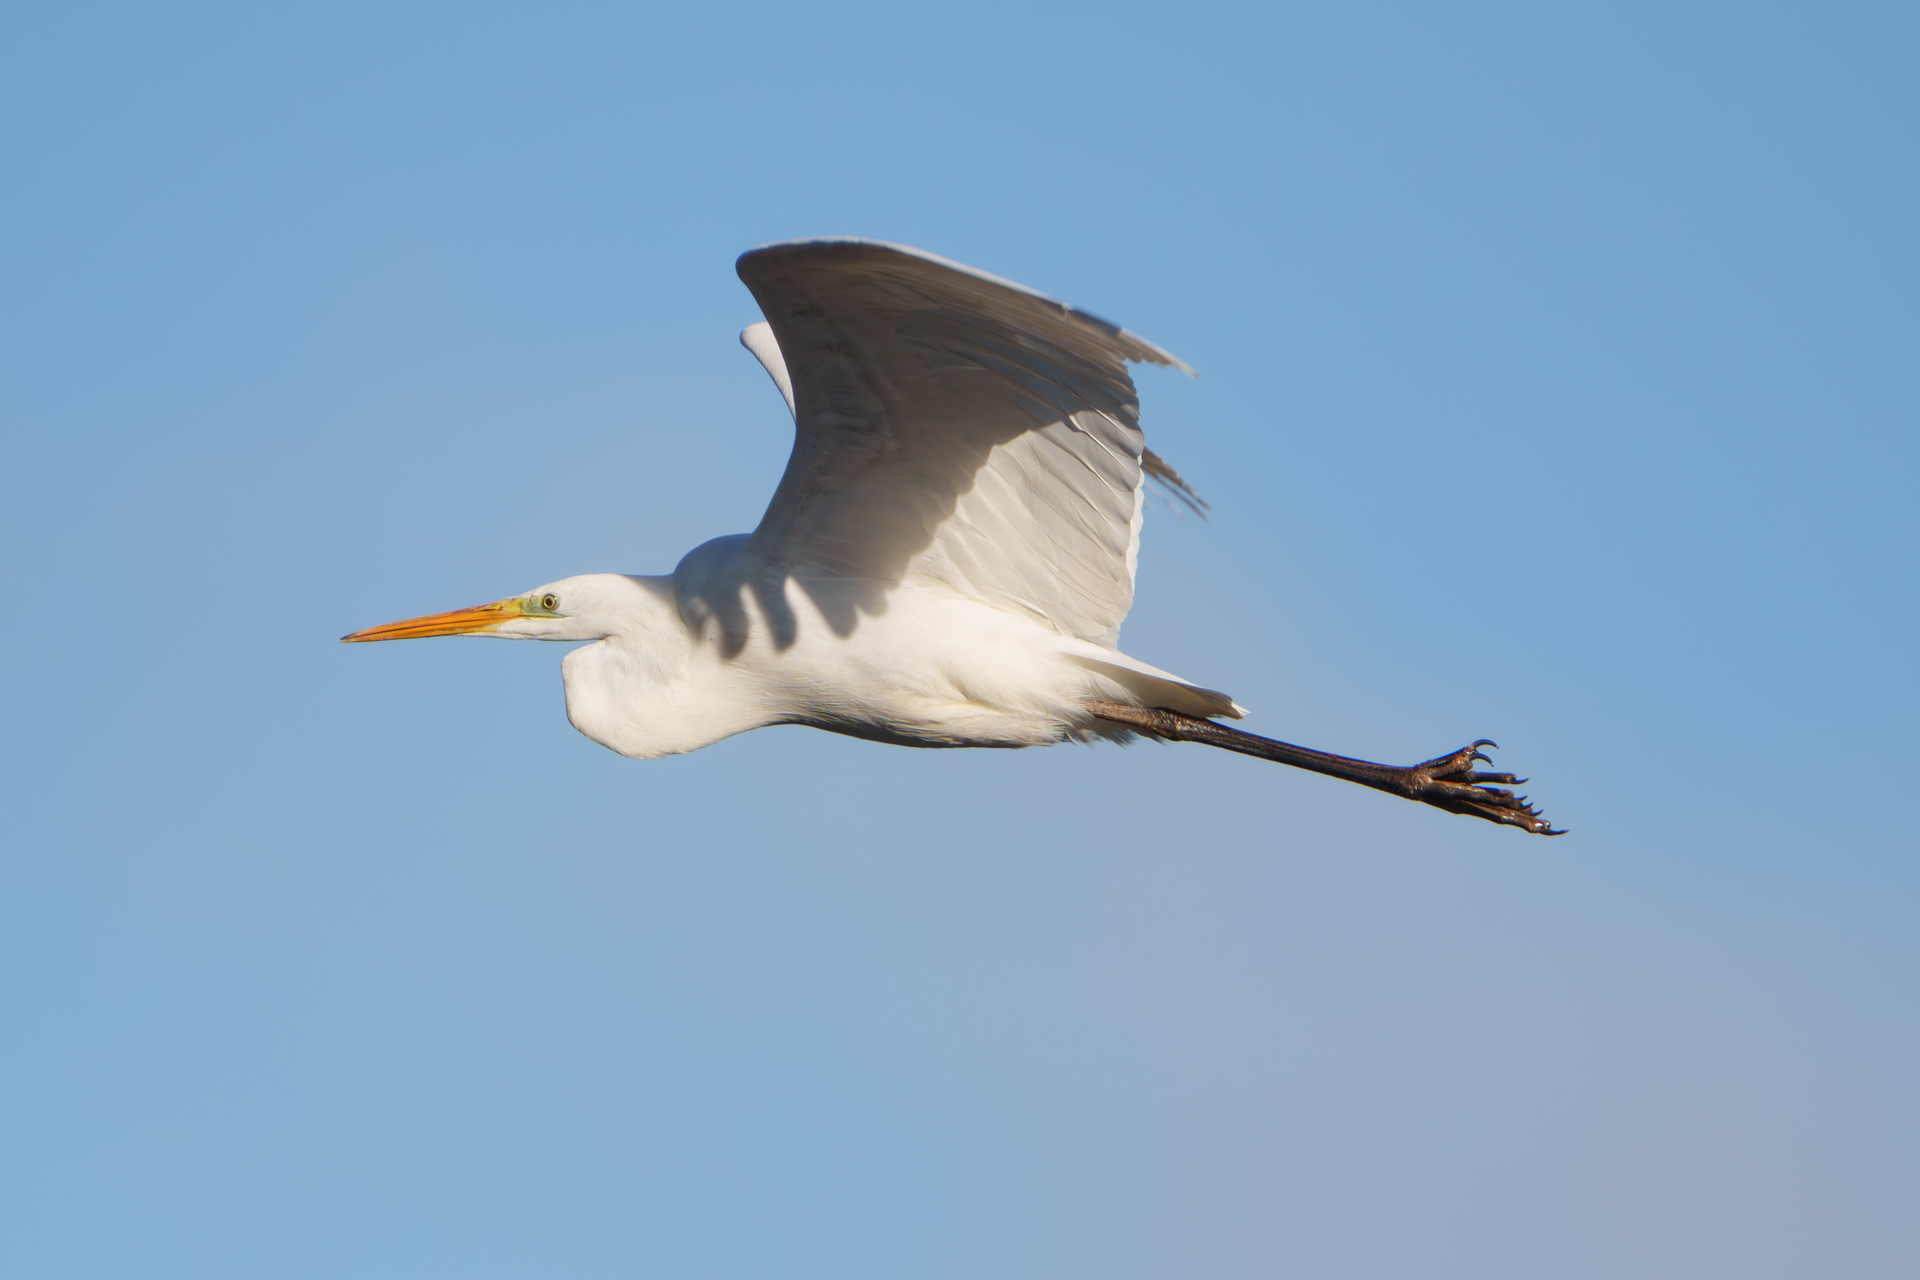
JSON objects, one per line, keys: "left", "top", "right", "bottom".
{"left": 558, "top": 580, "right": 765, "bottom": 758}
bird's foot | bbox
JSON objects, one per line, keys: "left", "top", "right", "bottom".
{"left": 1397, "top": 740, "right": 1565, "bottom": 835}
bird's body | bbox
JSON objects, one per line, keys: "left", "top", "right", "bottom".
{"left": 539, "top": 550, "right": 1230, "bottom": 762}
{"left": 346, "top": 239, "right": 1560, "bottom": 833}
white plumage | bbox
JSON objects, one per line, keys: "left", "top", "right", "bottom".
{"left": 345, "top": 238, "right": 1237, "bottom": 757}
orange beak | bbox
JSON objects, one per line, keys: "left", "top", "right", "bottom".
{"left": 340, "top": 599, "right": 521, "bottom": 643}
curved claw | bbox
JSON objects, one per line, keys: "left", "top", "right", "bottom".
{"left": 1401, "top": 739, "right": 1562, "bottom": 835}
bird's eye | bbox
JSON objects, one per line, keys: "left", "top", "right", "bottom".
{"left": 540, "top": 594, "right": 559, "bottom": 612}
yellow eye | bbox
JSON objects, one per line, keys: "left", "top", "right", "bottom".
{"left": 540, "top": 594, "right": 559, "bottom": 612}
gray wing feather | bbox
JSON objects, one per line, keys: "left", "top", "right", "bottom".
{"left": 734, "top": 239, "right": 1189, "bottom": 647}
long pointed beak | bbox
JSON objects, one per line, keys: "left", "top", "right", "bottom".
{"left": 340, "top": 600, "right": 520, "bottom": 643}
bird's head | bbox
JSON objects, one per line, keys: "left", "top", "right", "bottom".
{"left": 340, "top": 574, "right": 648, "bottom": 645}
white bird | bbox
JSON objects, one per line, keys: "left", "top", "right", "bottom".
{"left": 344, "top": 240, "right": 1557, "bottom": 833}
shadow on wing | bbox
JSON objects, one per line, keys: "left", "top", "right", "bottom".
{"left": 680, "top": 241, "right": 1188, "bottom": 657}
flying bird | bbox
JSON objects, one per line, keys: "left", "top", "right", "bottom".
{"left": 344, "top": 240, "right": 1559, "bottom": 834}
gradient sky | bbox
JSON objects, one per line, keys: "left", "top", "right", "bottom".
{"left": 3, "top": 2, "right": 1915, "bottom": 1276}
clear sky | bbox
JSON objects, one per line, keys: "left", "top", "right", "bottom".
{"left": 3, "top": 2, "right": 1915, "bottom": 1276}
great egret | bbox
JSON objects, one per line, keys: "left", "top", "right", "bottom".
{"left": 344, "top": 240, "right": 1559, "bottom": 834}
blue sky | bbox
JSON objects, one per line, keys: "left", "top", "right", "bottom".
{"left": 3, "top": 2, "right": 1915, "bottom": 1276}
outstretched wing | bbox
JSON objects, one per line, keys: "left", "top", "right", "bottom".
{"left": 736, "top": 239, "right": 1191, "bottom": 648}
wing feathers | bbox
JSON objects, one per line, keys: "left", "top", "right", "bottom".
{"left": 739, "top": 322, "right": 796, "bottom": 417}
{"left": 735, "top": 239, "right": 1191, "bottom": 647}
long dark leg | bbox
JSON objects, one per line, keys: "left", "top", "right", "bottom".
{"left": 1085, "top": 702, "right": 1564, "bottom": 836}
